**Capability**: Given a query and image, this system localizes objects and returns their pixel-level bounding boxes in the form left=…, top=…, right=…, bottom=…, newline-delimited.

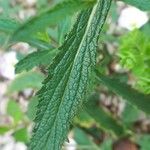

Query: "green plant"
left=119, top=29, right=150, bottom=94
left=0, top=0, right=150, bottom=150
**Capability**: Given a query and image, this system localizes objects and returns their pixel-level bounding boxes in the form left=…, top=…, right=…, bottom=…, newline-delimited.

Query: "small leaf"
left=100, top=139, right=112, bottom=150
left=74, top=128, right=99, bottom=149
left=7, top=100, right=24, bottom=124
left=0, top=126, right=10, bottom=135
left=15, top=49, right=57, bottom=74
left=121, top=0, right=150, bottom=11
left=0, top=17, right=19, bottom=34
left=11, top=0, right=96, bottom=42
left=57, top=16, right=73, bottom=45
left=8, top=72, right=44, bottom=93
left=85, top=94, right=125, bottom=136
left=96, top=70, right=150, bottom=114
left=13, top=127, right=29, bottom=143
left=75, top=110, right=95, bottom=128
left=122, top=103, right=140, bottom=124
left=26, top=97, right=38, bottom=121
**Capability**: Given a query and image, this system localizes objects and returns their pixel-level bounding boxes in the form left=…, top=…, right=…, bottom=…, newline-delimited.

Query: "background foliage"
left=0, top=0, right=150, bottom=150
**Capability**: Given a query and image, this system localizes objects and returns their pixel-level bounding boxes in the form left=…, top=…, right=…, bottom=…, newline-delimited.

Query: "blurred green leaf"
left=141, top=21, right=150, bottom=38
left=26, top=97, right=38, bottom=121
left=75, top=110, right=95, bottom=128
left=0, top=126, right=10, bottom=135
left=74, top=128, right=99, bottom=150
left=0, top=18, right=20, bottom=34
left=122, top=103, right=140, bottom=124
left=118, top=30, right=150, bottom=94
left=138, top=135, right=150, bottom=150
left=121, top=0, right=150, bottom=11
left=11, top=0, right=96, bottom=42
left=7, top=100, right=24, bottom=124
left=13, top=127, right=29, bottom=143
left=15, top=49, right=57, bottom=74
left=57, top=16, right=73, bottom=44
left=100, top=139, right=112, bottom=150
left=8, top=72, right=44, bottom=93
left=85, top=94, right=125, bottom=136
left=0, top=1, right=21, bottom=17
left=96, top=70, right=150, bottom=114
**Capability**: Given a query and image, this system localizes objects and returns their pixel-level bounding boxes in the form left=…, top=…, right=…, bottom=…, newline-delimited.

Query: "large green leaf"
left=29, top=0, right=112, bottom=149
left=96, top=71, right=150, bottom=114
left=121, top=0, right=150, bottom=11
left=11, top=0, right=96, bottom=42
left=15, top=49, right=57, bottom=73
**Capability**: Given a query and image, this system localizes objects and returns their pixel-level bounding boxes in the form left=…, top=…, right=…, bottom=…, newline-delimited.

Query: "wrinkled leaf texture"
left=29, top=0, right=112, bottom=149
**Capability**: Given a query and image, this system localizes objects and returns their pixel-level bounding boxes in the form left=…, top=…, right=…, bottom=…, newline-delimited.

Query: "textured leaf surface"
left=96, top=71, right=150, bottom=114
left=11, top=0, right=96, bottom=42
left=121, top=0, right=150, bottom=11
left=15, top=50, right=57, bottom=73
left=29, top=0, right=112, bottom=149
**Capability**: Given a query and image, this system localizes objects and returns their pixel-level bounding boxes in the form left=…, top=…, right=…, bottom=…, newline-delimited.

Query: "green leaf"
left=118, top=29, right=150, bottom=94
left=57, top=16, right=73, bottom=45
left=138, top=135, right=150, bottom=150
left=74, top=128, right=99, bottom=150
left=11, top=0, right=96, bottom=42
left=100, top=139, right=112, bottom=150
left=8, top=72, right=44, bottom=93
left=0, top=18, right=19, bottom=34
left=141, top=21, right=150, bottom=38
left=121, top=0, right=150, bottom=11
left=121, top=103, right=140, bottom=124
left=85, top=94, right=125, bottom=136
left=75, top=110, right=95, bottom=128
left=29, top=0, right=112, bottom=149
left=7, top=100, right=24, bottom=124
left=96, top=71, right=150, bottom=114
left=15, top=49, right=57, bottom=74
left=13, top=128, right=29, bottom=143
left=26, top=97, right=39, bottom=121
left=0, top=126, right=10, bottom=135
